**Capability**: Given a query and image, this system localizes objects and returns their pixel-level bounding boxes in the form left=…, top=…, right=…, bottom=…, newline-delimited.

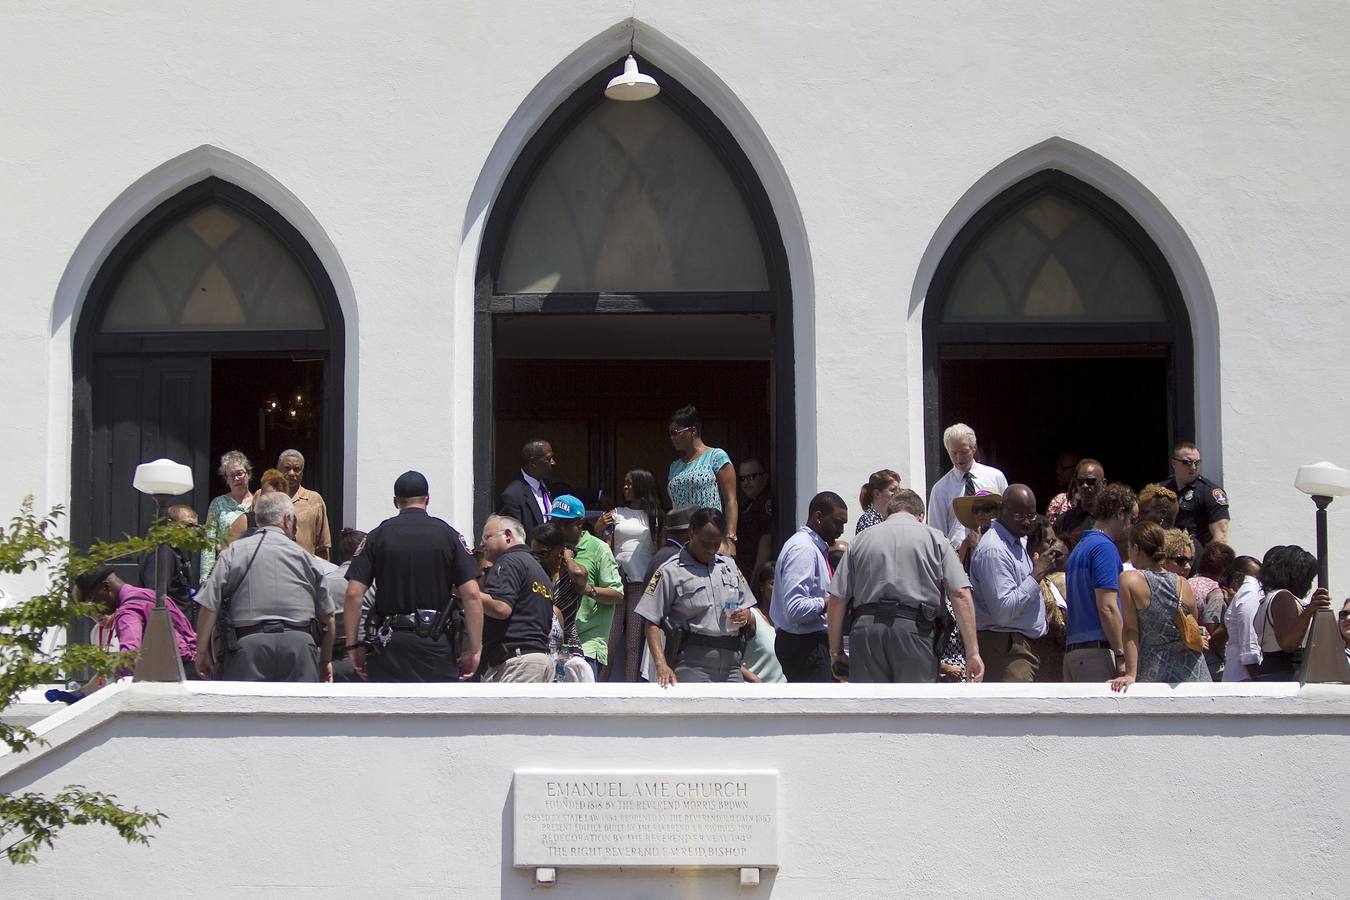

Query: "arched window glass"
left=498, top=99, right=769, bottom=293
left=99, top=203, right=325, bottom=332
left=943, top=194, right=1167, bottom=322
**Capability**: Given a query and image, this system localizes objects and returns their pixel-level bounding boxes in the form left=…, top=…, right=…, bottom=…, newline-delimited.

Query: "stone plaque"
left=513, top=769, right=778, bottom=868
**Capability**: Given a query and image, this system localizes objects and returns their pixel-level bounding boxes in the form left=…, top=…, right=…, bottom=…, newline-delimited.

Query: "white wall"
left=2, top=681, right=1348, bottom=898
left=2, top=1, right=1349, bottom=575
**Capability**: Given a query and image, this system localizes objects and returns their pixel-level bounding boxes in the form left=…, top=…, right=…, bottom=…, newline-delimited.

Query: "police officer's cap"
left=394, top=470, right=430, bottom=498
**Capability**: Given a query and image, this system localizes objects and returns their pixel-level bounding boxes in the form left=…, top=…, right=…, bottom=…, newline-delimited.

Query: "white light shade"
left=133, top=458, right=194, bottom=496
left=1295, top=461, right=1350, bottom=498
left=605, top=54, right=659, bottom=101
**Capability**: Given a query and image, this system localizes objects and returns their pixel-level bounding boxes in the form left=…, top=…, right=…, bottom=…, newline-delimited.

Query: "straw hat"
left=953, top=489, right=1002, bottom=530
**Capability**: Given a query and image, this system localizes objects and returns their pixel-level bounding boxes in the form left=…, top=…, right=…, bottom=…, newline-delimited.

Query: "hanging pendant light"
left=605, top=53, right=659, bottom=101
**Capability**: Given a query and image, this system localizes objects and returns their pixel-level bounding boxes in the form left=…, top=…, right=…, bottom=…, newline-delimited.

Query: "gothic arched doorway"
left=72, top=177, right=345, bottom=583
left=474, top=57, right=794, bottom=538
left=924, top=170, right=1194, bottom=502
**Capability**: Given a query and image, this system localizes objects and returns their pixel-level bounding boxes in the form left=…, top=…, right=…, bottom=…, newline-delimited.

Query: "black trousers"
left=366, top=630, right=459, bottom=682
left=774, top=629, right=834, bottom=682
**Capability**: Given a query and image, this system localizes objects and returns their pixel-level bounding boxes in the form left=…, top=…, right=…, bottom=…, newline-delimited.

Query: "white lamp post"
left=1294, top=461, right=1350, bottom=588
left=1293, top=461, right=1350, bottom=683
left=131, top=458, right=193, bottom=682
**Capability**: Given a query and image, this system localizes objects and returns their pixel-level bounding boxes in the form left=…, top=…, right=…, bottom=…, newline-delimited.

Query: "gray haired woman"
left=201, top=450, right=253, bottom=579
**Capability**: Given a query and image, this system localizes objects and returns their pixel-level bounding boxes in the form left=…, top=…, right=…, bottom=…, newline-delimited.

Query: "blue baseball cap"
left=549, top=494, right=586, bottom=521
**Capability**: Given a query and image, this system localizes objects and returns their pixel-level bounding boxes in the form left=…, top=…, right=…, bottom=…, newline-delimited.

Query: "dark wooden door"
left=90, top=355, right=211, bottom=582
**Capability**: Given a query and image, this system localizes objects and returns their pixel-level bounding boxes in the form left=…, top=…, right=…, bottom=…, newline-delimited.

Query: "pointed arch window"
left=99, top=202, right=326, bottom=332
left=942, top=193, right=1168, bottom=324
left=497, top=98, right=769, bottom=294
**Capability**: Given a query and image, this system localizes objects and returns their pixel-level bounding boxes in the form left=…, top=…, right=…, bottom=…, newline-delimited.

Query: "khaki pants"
left=482, top=652, right=554, bottom=683
left=976, top=631, right=1039, bottom=682
left=1063, top=647, right=1116, bottom=682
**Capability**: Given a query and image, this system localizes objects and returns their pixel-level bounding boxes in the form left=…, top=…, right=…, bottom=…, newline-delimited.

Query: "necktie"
left=963, top=471, right=976, bottom=496
left=541, top=484, right=552, bottom=521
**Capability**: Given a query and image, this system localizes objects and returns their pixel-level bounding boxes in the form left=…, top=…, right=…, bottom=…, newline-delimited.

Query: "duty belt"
left=369, top=609, right=444, bottom=649
left=683, top=632, right=745, bottom=651
left=852, top=600, right=932, bottom=630
left=234, top=619, right=315, bottom=638
left=379, top=610, right=440, bottom=631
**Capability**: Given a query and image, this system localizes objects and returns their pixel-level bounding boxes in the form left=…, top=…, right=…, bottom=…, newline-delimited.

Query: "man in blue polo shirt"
left=1063, top=483, right=1137, bottom=683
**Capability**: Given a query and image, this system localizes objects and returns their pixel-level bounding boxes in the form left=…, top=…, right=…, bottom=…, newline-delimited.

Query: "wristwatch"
left=585, top=585, right=598, bottom=598
left=727, top=533, right=738, bottom=543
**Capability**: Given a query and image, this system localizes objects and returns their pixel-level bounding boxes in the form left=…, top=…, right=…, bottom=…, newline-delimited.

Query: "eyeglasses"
left=1077, top=477, right=1100, bottom=487
left=972, top=504, right=999, bottom=515
left=738, top=472, right=765, bottom=482
left=668, top=427, right=692, bottom=437
left=1173, top=457, right=1202, bottom=468
left=1008, top=511, right=1036, bottom=522
left=1172, top=555, right=1194, bottom=565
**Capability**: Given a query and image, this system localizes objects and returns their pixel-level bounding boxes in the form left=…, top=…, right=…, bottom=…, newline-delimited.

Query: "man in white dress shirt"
left=926, top=423, right=1008, bottom=549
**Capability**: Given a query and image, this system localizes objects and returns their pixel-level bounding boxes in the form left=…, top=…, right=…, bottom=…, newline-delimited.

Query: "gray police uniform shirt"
left=196, top=525, right=333, bottom=626
left=323, top=560, right=375, bottom=635
left=828, top=512, right=970, bottom=614
left=635, top=547, right=754, bottom=636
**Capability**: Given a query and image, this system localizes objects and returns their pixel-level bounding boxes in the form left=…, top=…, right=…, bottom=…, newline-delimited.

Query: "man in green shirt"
left=549, top=494, right=624, bottom=679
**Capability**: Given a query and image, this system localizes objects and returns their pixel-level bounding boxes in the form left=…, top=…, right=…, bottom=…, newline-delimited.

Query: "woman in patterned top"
left=855, top=469, right=902, bottom=534
left=665, top=405, right=738, bottom=555
left=201, top=450, right=253, bottom=579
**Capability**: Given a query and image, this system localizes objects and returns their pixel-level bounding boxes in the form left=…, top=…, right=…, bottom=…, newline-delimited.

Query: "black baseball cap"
left=394, top=470, right=430, bottom=498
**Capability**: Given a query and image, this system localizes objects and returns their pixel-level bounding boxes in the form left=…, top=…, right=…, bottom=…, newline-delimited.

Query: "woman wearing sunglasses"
left=1111, top=521, right=1211, bottom=692
left=666, top=405, right=737, bottom=556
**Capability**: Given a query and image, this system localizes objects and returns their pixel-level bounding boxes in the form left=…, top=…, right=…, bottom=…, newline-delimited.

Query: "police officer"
left=636, top=507, right=755, bottom=685
left=344, top=471, right=484, bottom=682
left=1161, top=441, right=1230, bottom=546
left=825, top=488, right=984, bottom=683
left=194, top=492, right=335, bottom=682
left=478, top=514, right=554, bottom=682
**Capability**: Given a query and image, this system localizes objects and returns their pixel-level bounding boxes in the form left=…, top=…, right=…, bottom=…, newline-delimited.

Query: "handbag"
left=1174, top=574, right=1205, bottom=653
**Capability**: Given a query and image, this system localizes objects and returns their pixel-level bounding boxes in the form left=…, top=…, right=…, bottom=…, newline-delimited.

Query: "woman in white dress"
left=596, top=469, right=665, bottom=681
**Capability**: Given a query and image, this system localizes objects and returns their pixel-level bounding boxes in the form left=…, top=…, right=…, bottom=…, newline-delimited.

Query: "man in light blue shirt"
left=770, top=491, right=848, bottom=682
left=970, top=484, right=1054, bottom=682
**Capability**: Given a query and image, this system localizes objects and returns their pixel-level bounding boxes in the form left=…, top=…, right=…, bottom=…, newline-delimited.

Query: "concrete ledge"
left=5, top=680, right=1348, bottom=783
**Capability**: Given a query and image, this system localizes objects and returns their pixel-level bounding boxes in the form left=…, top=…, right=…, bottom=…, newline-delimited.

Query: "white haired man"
left=926, top=423, right=1008, bottom=550
left=195, top=491, right=335, bottom=682
left=277, top=449, right=332, bottom=560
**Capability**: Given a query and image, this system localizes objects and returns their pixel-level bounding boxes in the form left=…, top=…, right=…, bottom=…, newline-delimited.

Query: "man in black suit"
left=496, top=439, right=556, bottom=539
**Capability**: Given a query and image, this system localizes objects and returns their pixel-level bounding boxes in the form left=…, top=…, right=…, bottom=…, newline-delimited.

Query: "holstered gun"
left=663, top=621, right=687, bottom=669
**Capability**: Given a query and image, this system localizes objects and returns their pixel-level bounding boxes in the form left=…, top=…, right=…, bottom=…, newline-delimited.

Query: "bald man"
left=969, top=484, right=1057, bottom=682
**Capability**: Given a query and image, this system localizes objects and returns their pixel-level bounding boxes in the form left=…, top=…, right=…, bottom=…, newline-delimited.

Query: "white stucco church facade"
left=4, top=1, right=1349, bottom=570
left=4, top=5, right=1350, bottom=896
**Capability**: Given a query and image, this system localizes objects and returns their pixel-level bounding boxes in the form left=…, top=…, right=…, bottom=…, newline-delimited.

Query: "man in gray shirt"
left=195, top=492, right=335, bottom=682
left=826, top=489, right=983, bottom=683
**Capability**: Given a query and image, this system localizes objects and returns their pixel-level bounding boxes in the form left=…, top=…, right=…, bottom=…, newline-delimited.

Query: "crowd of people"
left=68, top=409, right=1350, bottom=690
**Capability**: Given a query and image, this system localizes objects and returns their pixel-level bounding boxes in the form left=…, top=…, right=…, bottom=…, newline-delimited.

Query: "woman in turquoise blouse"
left=201, top=450, right=254, bottom=579
left=666, top=405, right=738, bottom=556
